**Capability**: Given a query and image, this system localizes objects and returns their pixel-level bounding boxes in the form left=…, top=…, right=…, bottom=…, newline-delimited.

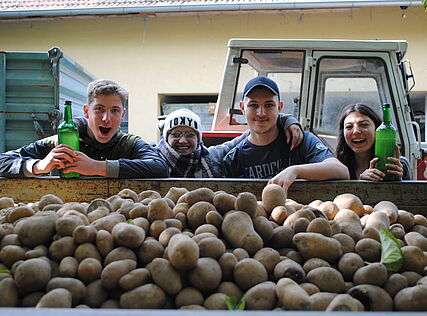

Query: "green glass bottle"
left=58, top=101, right=80, bottom=178
left=374, top=103, right=397, bottom=181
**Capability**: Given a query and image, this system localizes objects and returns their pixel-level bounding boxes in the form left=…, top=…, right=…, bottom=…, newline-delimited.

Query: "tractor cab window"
left=311, top=56, right=397, bottom=151
left=231, top=49, right=305, bottom=125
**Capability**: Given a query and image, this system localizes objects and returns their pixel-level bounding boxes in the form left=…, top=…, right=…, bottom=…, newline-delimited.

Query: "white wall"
left=1, top=6, right=426, bottom=141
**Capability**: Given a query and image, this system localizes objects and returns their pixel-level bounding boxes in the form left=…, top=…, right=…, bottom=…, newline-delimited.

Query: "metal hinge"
left=48, top=109, right=61, bottom=135
left=232, top=57, right=248, bottom=64
left=402, top=59, right=415, bottom=94
left=31, top=113, right=45, bottom=139
left=305, top=56, right=317, bottom=68
left=229, top=108, right=243, bottom=115
left=300, top=117, right=310, bottom=130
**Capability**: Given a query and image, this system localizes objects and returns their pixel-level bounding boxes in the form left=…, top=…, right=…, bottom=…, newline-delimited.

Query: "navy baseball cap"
left=242, top=76, right=280, bottom=100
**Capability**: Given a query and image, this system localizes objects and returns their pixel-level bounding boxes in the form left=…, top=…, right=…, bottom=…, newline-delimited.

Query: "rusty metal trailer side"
left=0, top=178, right=426, bottom=217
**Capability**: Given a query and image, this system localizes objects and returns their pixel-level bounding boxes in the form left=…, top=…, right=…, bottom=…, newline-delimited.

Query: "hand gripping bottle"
left=374, top=103, right=397, bottom=181
left=58, top=101, right=80, bottom=178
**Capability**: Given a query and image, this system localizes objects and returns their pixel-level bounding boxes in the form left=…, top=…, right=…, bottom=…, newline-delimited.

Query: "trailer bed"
left=1, top=178, right=426, bottom=217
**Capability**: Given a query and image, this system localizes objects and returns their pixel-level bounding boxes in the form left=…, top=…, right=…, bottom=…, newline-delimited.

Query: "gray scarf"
left=157, top=137, right=213, bottom=178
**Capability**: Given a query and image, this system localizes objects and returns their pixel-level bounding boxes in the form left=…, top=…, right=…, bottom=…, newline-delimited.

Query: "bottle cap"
left=383, top=103, right=390, bottom=108
left=65, top=100, right=72, bottom=105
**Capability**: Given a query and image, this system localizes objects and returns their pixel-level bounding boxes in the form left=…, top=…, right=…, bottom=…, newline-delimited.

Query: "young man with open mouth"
left=0, top=79, right=168, bottom=178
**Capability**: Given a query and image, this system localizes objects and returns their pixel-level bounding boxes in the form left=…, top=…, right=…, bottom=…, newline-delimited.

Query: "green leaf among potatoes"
left=379, top=227, right=403, bottom=272
left=225, top=296, right=245, bottom=311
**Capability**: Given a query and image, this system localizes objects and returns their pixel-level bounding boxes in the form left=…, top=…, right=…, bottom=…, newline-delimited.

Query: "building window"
left=160, top=95, right=218, bottom=131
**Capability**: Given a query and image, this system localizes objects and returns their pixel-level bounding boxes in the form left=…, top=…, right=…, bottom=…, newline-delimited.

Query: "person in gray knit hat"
left=157, top=108, right=303, bottom=178
left=162, top=109, right=202, bottom=155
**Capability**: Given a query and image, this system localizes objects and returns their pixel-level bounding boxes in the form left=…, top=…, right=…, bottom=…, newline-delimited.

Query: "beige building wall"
left=1, top=6, right=426, bottom=142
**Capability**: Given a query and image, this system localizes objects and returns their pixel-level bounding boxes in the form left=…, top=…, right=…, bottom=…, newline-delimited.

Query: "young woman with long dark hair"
left=336, top=103, right=411, bottom=180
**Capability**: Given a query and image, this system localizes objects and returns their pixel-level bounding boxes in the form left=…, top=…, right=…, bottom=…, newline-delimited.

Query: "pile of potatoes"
left=0, top=184, right=426, bottom=311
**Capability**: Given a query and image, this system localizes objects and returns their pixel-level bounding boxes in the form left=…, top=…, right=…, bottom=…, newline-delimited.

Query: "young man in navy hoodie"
left=224, top=76, right=349, bottom=192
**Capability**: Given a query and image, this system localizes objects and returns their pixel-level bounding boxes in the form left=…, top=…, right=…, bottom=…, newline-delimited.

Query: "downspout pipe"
left=0, top=1, right=421, bottom=19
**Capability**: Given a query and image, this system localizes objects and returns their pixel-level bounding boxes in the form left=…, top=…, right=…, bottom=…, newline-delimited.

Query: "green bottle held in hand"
left=58, top=101, right=80, bottom=178
left=374, top=103, right=397, bottom=181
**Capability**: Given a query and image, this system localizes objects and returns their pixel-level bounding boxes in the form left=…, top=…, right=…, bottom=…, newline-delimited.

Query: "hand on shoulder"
left=285, top=124, right=304, bottom=150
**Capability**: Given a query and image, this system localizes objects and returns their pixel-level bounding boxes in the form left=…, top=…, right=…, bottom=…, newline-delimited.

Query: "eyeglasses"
left=169, top=132, right=197, bottom=140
